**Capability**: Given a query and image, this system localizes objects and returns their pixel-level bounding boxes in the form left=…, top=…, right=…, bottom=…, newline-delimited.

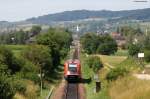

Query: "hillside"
left=26, top=8, right=150, bottom=24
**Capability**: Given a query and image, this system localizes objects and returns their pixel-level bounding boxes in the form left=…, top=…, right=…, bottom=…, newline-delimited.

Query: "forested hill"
left=26, top=8, right=150, bottom=24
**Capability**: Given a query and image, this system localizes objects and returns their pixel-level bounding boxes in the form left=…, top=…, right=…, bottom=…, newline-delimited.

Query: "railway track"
left=65, top=83, right=79, bottom=99
left=64, top=39, right=80, bottom=99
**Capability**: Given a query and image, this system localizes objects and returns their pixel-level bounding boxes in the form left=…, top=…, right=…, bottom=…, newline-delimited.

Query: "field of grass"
left=4, top=45, right=27, bottom=56
left=114, top=50, right=128, bottom=56
left=109, top=76, right=150, bottom=99
left=99, top=55, right=127, bottom=67
left=81, top=49, right=144, bottom=99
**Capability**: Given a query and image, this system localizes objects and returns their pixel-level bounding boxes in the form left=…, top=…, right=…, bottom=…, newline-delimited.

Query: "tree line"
left=80, top=33, right=118, bottom=55
left=0, top=25, right=42, bottom=44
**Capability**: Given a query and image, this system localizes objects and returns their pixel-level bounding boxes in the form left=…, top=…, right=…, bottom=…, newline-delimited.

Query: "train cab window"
left=68, top=64, right=77, bottom=72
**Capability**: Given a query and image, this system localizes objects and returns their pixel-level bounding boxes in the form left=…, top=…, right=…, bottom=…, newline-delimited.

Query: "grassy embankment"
left=81, top=50, right=128, bottom=99
left=108, top=52, right=150, bottom=99
left=4, top=45, right=64, bottom=99
left=81, top=49, right=150, bottom=99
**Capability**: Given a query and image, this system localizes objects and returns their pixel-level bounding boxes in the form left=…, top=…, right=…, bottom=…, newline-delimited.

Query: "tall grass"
left=109, top=76, right=150, bottom=99
left=13, top=80, right=39, bottom=99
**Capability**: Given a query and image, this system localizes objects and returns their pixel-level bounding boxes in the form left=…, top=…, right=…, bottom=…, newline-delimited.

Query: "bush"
left=86, top=56, right=103, bottom=73
left=128, top=44, right=141, bottom=57
left=0, top=73, right=15, bottom=98
left=13, top=79, right=27, bottom=95
left=106, top=67, right=129, bottom=81
left=24, top=73, right=40, bottom=84
left=86, top=56, right=94, bottom=68
left=144, top=50, right=150, bottom=62
left=0, top=46, right=23, bottom=74
left=97, top=41, right=117, bottom=55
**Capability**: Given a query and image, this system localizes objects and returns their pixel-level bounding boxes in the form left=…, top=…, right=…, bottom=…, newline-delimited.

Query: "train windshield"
left=68, top=64, right=77, bottom=72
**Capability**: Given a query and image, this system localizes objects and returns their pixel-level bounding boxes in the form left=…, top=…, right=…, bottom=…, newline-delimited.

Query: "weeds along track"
left=65, top=83, right=79, bottom=99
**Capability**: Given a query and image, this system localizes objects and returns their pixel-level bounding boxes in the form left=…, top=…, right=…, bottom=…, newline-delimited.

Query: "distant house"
left=111, top=32, right=126, bottom=49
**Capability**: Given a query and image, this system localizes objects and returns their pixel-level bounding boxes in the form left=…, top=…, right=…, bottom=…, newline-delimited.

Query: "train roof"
left=65, top=59, right=80, bottom=64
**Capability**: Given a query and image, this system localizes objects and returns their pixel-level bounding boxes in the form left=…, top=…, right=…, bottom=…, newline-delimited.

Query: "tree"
left=92, top=56, right=103, bottom=73
left=80, top=33, right=99, bottom=54
left=128, top=44, right=141, bottom=56
left=0, top=73, right=15, bottom=99
left=30, top=25, right=42, bottom=36
left=23, top=45, right=52, bottom=75
left=81, top=33, right=117, bottom=55
left=97, top=41, right=117, bottom=55
left=0, top=46, right=22, bottom=74
left=86, top=56, right=103, bottom=73
left=22, top=45, right=52, bottom=96
left=0, top=30, right=29, bottom=44
left=36, top=28, right=72, bottom=67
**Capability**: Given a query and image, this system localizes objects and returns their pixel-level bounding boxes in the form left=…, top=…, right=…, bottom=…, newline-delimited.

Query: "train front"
left=64, top=59, right=81, bottom=81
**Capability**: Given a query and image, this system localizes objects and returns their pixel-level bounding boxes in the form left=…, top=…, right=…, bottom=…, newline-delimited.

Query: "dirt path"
left=134, top=74, right=150, bottom=80
left=78, top=83, right=86, bottom=99
left=51, top=80, right=66, bottom=99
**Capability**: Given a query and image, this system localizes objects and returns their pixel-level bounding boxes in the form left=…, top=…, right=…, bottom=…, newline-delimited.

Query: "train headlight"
left=67, top=71, right=70, bottom=75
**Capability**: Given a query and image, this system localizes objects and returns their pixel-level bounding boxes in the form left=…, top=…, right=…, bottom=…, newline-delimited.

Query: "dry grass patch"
left=109, top=76, right=150, bottom=99
left=25, top=81, right=39, bottom=99
left=14, top=80, right=39, bottom=99
left=99, top=55, right=127, bottom=66
left=13, top=93, right=26, bottom=99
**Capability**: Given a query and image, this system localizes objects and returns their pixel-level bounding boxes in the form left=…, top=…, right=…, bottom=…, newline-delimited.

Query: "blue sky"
left=0, top=0, right=149, bottom=21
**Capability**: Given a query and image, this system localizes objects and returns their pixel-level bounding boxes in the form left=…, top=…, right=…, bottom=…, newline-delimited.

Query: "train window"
left=69, top=64, right=77, bottom=72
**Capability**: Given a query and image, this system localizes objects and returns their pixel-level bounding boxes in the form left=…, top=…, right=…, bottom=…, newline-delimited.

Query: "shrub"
left=128, top=44, right=141, bottom=57
left=13, top=79, right=27, bottom=95
left=97, top=42, right=117, bottom=55
left=106, top=67, right=129, bottom=81
left=0, top=73, right=15, bottom=98
left=144, top=50, right=150, bottom=62
left=86, top=56, right=94, bottom=68
left=24, top=73, right=40, bottom=84
left=0, top=46, right=23, bottom=74
left=86, top=56, right=103, bottom=73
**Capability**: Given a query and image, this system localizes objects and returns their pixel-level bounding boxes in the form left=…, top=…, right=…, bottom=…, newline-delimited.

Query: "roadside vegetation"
left=81, top=26, right=150, bottom=99
left=81, top=53, right=110, bottom=99
left=0, top=26, right=72, bottom=99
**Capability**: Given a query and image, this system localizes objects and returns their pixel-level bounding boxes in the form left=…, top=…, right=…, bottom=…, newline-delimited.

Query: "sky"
left=0, top=0, right=150, bottom=22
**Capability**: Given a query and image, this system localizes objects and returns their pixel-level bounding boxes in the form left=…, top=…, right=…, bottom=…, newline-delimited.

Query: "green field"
left=114, top=50, right=128, bottom=56
left=4, top=45, right=27, bottom=56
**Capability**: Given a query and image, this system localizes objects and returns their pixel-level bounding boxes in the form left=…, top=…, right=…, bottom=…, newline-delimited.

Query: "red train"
left=64, top=59, right=81, bottom=80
